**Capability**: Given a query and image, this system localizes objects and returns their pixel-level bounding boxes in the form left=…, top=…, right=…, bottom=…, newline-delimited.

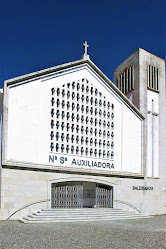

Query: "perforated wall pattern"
left=50, top=78, right=114, bottom=160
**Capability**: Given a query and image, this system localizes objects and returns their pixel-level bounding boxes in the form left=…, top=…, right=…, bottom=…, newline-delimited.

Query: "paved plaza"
left=0, top=215, right=165, bottom=249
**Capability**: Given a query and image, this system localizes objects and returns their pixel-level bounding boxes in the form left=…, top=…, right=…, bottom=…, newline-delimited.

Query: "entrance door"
left=83, top=182, right=96, bottom=208
left=96, top=184, right=113, bottom=208
left=51, top=182, right=113, bottom=208
left=51, top=182, right=83, bottom=208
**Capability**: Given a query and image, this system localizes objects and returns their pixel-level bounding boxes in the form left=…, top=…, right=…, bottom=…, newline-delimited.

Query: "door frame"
left=48, top=176, right=117, bottom=209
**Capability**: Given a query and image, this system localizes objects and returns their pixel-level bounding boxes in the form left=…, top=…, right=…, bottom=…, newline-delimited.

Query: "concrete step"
left=30, top=212, right=143, bottom=218
left=41, top=208, right=122, bottom=212
left=19, top=208, right=150, bottom=223
left=38, top=209, right=131, bottom=214
left=19, top=215, right=150, bottom=224
left=28, top=215, right=145, bottom=220
left=26, top=215, right=148, bottom=220
left=35, top=211, right=132, bottom=215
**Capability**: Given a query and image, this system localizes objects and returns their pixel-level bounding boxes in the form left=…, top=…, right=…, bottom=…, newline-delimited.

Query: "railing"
left=6, top=199, right=50, bottom=220
left=114, top=200, right=142, bottom=214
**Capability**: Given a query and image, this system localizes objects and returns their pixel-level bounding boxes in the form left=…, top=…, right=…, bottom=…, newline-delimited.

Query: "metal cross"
left=83, top=41, right=89, bottom=55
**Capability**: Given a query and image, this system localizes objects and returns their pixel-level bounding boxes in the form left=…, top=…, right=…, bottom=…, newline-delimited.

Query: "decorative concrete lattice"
left=50, top=78, right=114, bottom=160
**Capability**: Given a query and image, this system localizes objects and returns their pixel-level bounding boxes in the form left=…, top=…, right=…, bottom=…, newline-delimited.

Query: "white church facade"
left=0, top=45, right=165, bottom=220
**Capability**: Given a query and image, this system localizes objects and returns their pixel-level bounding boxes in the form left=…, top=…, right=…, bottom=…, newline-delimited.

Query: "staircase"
left=19, top=208, right=150, bottom=223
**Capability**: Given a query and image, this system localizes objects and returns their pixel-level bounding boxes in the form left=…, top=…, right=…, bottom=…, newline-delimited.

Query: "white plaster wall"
left=147, top=113, right=152, bottom=176
left=147, top=90, right=159, bottom=177
left=5, top=65, right=142, bottom=174
left=147, top=90, right=159, bottom=113
left=153, top=115, right=159, bottom=177
left=121, top=104, right=142, bottom=173
left=7, top=81, right=41, bottom=163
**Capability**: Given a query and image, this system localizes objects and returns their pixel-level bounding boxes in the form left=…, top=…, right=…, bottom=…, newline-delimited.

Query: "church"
left=0, top=43, right=165, bottom=221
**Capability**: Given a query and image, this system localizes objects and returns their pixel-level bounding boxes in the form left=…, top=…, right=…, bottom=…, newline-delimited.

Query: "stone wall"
left=0, top=167, right=165, bottom=220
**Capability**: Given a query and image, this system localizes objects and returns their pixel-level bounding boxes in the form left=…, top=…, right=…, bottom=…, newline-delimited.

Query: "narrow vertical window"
left=122, top=74, right=124, bottom=94
left=125, top=71, right=128, bottom=93
left=127, top=68, right=130, bottom=91
left=148, top=65, right=159, bottom=90
left=151, top=66, right=154, bottom=89
left=154, top=67, right=156, bottom=90
left=149, top=65, right=151, bottom=88
left=131, top=66, right=133, bottom=90
left=156, top=68, right=159, bottom=90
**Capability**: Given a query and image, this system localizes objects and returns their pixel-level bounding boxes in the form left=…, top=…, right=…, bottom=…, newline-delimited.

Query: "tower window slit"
left=148, top=65, right=159, bottom=91
left=131, top=66, right=133, bottom=90
left=157, top=68, right=159, bottom=90
left=152, top=66, right=154, bottom=89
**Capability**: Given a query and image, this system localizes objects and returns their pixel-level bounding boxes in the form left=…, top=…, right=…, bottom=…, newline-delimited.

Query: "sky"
left=0, top=0, right=165, bottom=88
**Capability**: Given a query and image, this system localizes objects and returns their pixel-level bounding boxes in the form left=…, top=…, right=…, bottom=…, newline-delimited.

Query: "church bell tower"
left=114, top=48, right=166, bottom=179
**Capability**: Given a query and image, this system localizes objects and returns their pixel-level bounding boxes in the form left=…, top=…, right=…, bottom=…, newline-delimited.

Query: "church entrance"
left=51, top=181, right=113, bottom=208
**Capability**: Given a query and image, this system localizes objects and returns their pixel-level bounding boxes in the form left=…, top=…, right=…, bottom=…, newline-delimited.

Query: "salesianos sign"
left=132, top=186, right=153, bottom=190
left=49, top=154, right=115, bottom=171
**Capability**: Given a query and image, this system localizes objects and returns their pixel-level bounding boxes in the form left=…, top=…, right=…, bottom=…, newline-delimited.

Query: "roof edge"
left=4, top=58, right=145, bottom=120
left=5, top=58, right=88, bottom=85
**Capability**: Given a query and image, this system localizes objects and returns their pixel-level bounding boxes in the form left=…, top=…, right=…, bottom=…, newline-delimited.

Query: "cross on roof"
left=82, top=41, right=90, bottom=60
left=83, top=41, right=89, bottom=54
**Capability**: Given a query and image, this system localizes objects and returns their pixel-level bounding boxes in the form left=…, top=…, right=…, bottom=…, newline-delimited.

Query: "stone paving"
left=0, top=215, right=165, bottom=249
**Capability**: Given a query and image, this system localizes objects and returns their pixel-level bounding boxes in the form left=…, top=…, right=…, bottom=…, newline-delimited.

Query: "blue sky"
left=0, top=0, right=165, bottom=87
